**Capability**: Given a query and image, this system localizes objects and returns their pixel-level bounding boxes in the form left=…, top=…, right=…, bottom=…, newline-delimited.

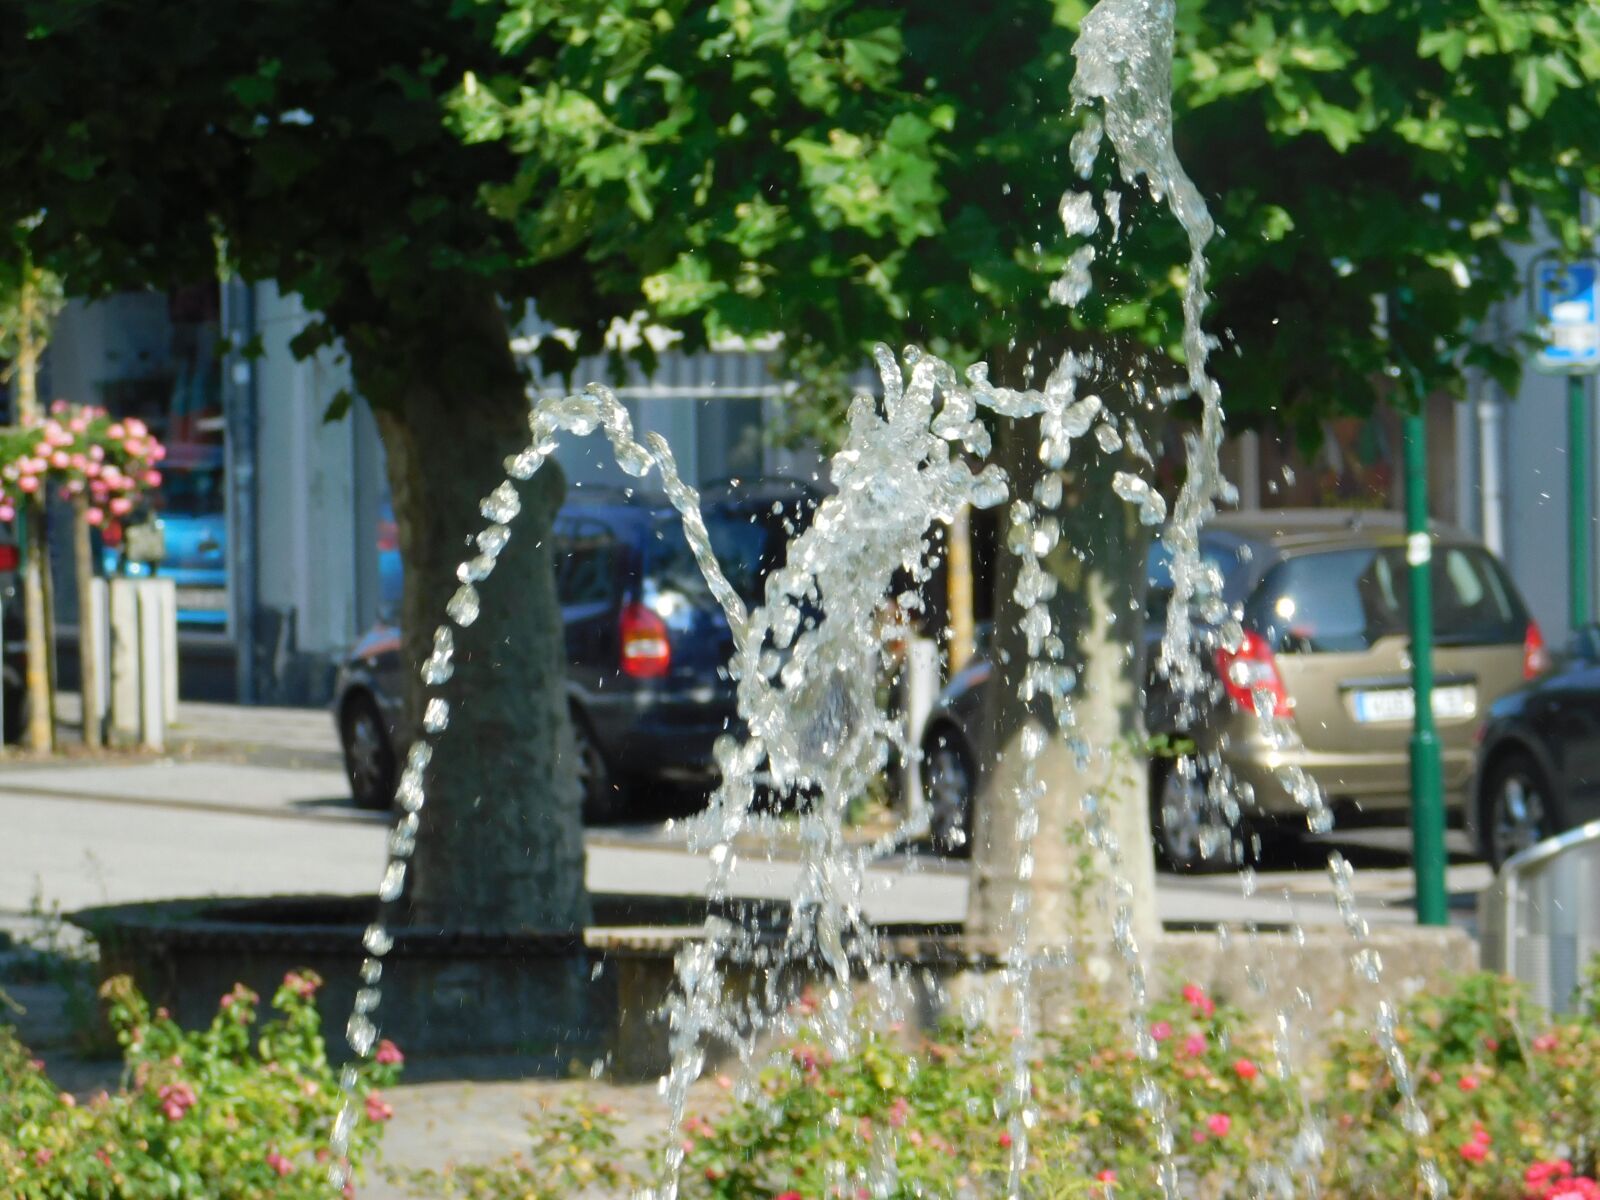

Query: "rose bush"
left=398, top=969, right=1600, bottom=1200
left=0, top=971, right=399, bottom=1198
left=0, top=400, right=165, bottom=528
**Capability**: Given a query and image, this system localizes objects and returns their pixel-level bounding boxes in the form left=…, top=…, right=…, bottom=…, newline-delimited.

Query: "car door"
left=1530, top=649, right=1600, bottom=816
left=554, top=515, right=622, bottom=699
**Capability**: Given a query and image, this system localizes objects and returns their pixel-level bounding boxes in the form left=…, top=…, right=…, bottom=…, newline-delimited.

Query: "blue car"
left=333, top=480, right=820, bottom=814
left=101, top=447, right=228, bottom=629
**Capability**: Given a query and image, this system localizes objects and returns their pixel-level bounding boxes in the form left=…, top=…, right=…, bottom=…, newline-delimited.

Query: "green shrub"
left=399, top=971, right=1600, bottom=1200
left=0, top=971, right=400, bottom=1199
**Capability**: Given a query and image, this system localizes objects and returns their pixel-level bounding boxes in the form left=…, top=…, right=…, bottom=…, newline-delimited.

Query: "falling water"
left=327, top=0, right=1442, bottom=1195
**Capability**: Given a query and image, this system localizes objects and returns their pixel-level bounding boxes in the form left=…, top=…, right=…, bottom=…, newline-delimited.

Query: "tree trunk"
left=360, top=288, right=587, bottom=934
left=966, top=406, right=1159, bottom=954
left=73, top=499, right=102, bottom=748
left=13, top=305, right=52, bottom=753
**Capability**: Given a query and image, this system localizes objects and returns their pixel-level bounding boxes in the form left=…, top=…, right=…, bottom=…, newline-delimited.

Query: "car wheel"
left=1484, top=753, right=1557, bottom=871
left=573, top=713, right=626, bottom=824
left=922, top=728, right=975, bottom=856
left=340, top=693, right=396, bottom=810
left=1151, top=756, right=1236, bottom=873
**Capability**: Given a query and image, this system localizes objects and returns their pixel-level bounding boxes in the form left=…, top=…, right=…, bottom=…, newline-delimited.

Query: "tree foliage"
left=453, top=0, right=1600, bottom=442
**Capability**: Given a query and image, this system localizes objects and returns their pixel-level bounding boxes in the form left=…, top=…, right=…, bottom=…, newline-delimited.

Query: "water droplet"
left=362, top=924, right=394, bottom=957
left=423, top=697, right=450, bottom=734
left=480, top=481, right=521, bottom=523
left=379, top=860, right=407, bottom=901
left=446, top=584, right=480, bottom=627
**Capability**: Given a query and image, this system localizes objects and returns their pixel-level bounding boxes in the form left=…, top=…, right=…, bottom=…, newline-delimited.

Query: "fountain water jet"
left=325, top=0, right=1446, bottom=1196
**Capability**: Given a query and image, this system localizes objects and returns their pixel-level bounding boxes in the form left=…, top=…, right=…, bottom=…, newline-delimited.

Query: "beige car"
left=920, top=509, right=1548, bottom=868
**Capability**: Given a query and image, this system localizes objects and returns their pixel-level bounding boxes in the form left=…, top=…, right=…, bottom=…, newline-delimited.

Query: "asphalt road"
left=0, top=764, right=1488, bottom=938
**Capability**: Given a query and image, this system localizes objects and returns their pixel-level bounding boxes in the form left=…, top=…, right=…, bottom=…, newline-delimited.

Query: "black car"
left=333, top=480, right=819, bottom=816
left=1469, top=623, right=1600, bottom=869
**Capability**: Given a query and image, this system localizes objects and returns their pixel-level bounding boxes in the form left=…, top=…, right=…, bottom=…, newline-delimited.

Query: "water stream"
left=328, top=0, right=1438, bottom=1195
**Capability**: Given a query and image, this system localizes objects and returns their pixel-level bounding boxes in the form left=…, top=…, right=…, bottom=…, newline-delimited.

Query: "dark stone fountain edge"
left=69, top=894, right=1477, bottom=1083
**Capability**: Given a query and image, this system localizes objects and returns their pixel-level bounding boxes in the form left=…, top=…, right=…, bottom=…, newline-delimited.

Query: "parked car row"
left=334, top=497, right=1598, bottom=872
left=334, top=479, right=820, bottom=816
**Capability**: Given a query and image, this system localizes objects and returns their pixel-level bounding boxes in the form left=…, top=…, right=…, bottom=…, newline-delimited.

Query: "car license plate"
left=1352, top=684, right=1475, bottom=723
left=175, top=587, right=228, bottom=611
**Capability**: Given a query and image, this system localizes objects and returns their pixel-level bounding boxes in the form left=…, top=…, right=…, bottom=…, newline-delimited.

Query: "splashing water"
left=326, top=0, right=1440, bottom=1196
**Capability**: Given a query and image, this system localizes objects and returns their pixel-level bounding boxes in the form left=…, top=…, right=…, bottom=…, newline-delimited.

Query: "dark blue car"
left=333, top=479, right=819, bottom=815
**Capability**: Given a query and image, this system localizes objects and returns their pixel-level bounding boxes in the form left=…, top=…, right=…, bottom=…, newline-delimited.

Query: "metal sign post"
left=1531, top=256, right=1600, bottom=632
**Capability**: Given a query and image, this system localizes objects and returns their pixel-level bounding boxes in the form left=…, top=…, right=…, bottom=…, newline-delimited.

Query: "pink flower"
left=1233, top=1058, right=1259, bottom=1081
left=0, top=506, right=16, bottom=522
left=283, top=971, right=320, bottom=999
left=888, top=1097, right=910, bottom=1127
left=126, top=417, right=147, bottom=438
left=157, top=1081, right=196, bottom=1121
left=1459, top=1140, right=1487, bottom=1163
left=107, top=423, right=125, bottom=439
left=374, top=1039, right=404, bottom=1065
left=1458, top=1074, right=1479, bottom=1092
left=69, top=454, right=86, bottom=470
left=50, top=400, right=68, bottom=415
left=31, top=442, right=48, bottom=458
left=998, top=1132, right=1013, bottom=1149
left=1205, top=1113, right=1232, bottom=1138
left=33, top=1148, right=54, bottom=1166
left=364, top=1091, right=394, bottom=1122
left=151, top=443, right=166, bottom=462
left=17, top=476, right=38, bottom=494
left=85, top=507, right=103, bottom=527
left=266, top=1149, right=294, bottom=1177
left=1150, top=1021, right=1172, bottom=1042
left=49, top=451, right=69, bottom=469
left=143, top=469, right=162, bottom=488
left=1096, top=1169, right=1117, bottom=1183
left=1534, top=1032, right=1560, bottom=1053
left=110, top=496, right=133, bottom=516
left=89, top=444, right=104, bottom=462
left=775, top=1192, right=803, bottom=1200
left=1183, top=1033, right=1207, bottom=1057
left=1528, top=1161, right=1575, bottom=1186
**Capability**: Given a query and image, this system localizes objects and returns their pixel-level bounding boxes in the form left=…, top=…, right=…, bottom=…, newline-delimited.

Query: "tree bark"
left=73, top=499, right=101, bottom=748
left=13, top=296, right=52, bottom=753
left=966, top=404, right=1159, bottom=954
left=359, top=287, right=587, bottom=934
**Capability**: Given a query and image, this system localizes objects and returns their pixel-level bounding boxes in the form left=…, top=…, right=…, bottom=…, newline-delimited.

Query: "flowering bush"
left=396, top=969, right=1600, bottom=1200
left=0, top=971, right=399, bottom=1198
left=0, top=400, right=165, bottom=526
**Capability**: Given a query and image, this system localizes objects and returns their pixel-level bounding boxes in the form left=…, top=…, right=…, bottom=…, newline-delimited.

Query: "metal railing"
left=1479, top=819, right=1600, bottom=1013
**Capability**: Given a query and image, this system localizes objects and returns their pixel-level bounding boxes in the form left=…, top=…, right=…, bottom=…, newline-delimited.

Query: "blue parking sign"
left=1534, top=258, right=1600, bottom=374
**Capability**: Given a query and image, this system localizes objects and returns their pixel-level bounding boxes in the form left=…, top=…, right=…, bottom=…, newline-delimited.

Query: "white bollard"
left=108, top=578, right=142, bottom=745
left=150, top=577, right=178, bottom=725
left=136, top=581, right=167, bottom=751
left=86, top=578, right=111, bottom=739
left=900, top=636, right=941, bottom=820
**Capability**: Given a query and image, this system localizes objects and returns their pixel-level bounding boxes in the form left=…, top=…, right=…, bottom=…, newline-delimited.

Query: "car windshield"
left=648, top=501, right=811, bottom=606
left=1245, top=544, right=1525, bottom=653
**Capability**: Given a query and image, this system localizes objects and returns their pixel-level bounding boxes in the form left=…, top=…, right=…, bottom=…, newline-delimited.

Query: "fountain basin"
left=71, top=895, right=1476, bottom=1081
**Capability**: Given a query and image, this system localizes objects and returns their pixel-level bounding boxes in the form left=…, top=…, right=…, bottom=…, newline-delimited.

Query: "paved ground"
left=0, top=705, right=1494, bottom=1192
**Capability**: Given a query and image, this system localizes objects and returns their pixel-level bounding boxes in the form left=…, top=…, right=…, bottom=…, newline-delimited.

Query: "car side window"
left=554, top=519, right=617, bottom=606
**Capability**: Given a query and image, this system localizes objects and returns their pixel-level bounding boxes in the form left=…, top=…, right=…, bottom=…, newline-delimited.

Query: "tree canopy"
left=451, top=0, right=1600, bottom=440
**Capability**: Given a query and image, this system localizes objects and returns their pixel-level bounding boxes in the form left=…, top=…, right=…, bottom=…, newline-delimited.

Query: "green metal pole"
left=1404, top=413, right=1448, bottom=926
left=1571, top=373, right=1592, bottom=632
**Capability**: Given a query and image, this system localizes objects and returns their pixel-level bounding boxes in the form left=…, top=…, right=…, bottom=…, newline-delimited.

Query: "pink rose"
left=1459, top=1140, right=1487, bottom=1163
left=364, top=1091, right=394, bottom=1123
left=1233, top=1058, right=1259, bottom=1081
left=49, top=451, right=69, bottom=469
left=1205, top=1113, right=1232, bottom=1138
left=1458, top=1074, right=1479, bottom=1092
left=108, top=423, right=125, bottom=439
left=1150, top=1021, right=1172, bottom=1042
left=0, top=506, right=15, bottom=522
left=266, top=1149, right=294, bottom=1177
left=1183, top=1033, right=1207, bottom=1057
left=85, top=507, right=103, bottom=527
left=89, top=444, right=104, bottom=462
left=110, top=497, right=133, bottom=516
left=18, top=477, right=39, bottom=494
left=143, top=469, right=162, bottom=488
left=374, top=1039, right=404, bottom=1066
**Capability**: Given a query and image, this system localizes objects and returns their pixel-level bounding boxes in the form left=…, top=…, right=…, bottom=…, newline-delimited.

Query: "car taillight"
left=1523, top=621, right=1549, bottom=680
left=0, top=543, right=18, bottom=572
left=1214, top=630, right=1292, bottom=718
left=620, top=603, right=671, bottom=679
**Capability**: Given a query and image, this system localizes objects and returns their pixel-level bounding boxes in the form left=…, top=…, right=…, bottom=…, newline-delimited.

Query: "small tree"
left=0, top=234, right=65, bottom=751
